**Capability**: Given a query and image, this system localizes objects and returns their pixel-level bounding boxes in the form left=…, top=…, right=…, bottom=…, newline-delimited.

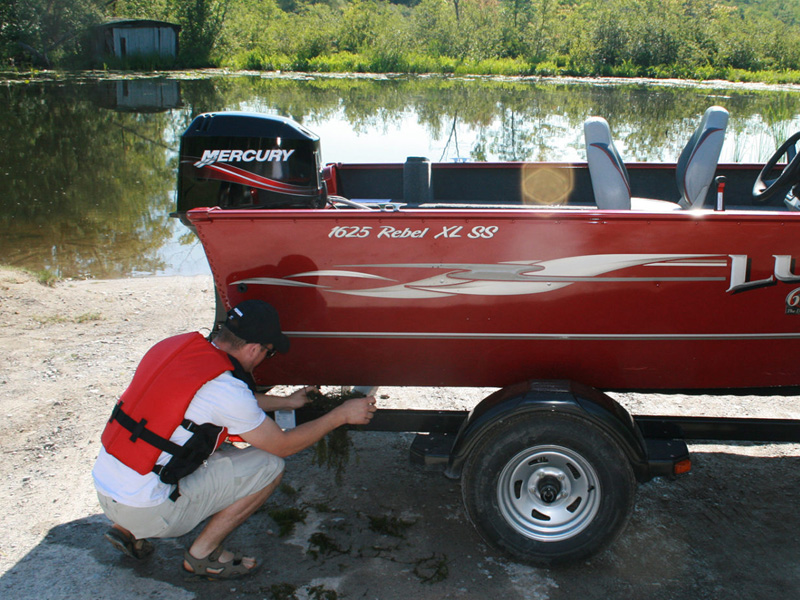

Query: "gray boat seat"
left=584, top=106, right=729, bottom=211
left=584, top=116, right=632, bottom=210
left=676, top=106, right=729, bottom=208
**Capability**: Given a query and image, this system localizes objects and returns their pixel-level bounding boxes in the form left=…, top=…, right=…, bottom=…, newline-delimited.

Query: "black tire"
left=461, top=413, right=636, bottom=567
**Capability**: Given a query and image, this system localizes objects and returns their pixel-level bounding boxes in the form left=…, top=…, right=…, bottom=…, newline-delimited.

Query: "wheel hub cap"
left=497, top=445, right=601, bottom=542
left=530, top=470, right=568, bottom=504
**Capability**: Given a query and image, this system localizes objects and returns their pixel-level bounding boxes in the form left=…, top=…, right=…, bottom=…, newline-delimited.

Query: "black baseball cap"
left=224, top=300, right=290, bottom=353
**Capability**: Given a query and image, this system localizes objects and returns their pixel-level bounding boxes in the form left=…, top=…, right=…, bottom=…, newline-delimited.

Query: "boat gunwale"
left=186, top=205, right=800, bottom=223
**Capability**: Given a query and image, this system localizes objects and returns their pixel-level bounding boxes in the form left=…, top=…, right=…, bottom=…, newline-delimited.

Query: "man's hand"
left=256, top=385, right=317, bottom=412
left=335, top=396, right=378, bottom=425
left=284, top=385, right=318, bottom=410
left=243, top=393, right=378, bottom=457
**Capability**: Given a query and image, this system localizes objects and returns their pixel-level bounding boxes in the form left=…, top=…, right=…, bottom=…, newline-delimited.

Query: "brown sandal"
left=104, top=527, right=154, bottom=560
left=183, top=546, right=258, bottom=580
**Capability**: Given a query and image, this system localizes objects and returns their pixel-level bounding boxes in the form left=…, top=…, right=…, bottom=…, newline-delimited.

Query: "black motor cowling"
left=176, top=112, right=326, bottom=217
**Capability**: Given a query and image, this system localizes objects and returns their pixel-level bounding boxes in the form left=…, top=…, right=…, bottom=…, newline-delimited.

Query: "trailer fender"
left=444, top=380, right=651, bottom=481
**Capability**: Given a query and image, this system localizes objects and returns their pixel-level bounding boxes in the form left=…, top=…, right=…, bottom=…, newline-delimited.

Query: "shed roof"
left=96, top=19, right=181, bottom=32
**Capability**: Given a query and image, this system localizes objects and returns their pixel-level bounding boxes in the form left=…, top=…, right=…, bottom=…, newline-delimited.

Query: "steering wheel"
left=753, top=131, right=800, bottom=201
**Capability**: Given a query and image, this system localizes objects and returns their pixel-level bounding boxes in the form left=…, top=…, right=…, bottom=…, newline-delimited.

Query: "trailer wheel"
left=461, top=413, right=636, bottom=566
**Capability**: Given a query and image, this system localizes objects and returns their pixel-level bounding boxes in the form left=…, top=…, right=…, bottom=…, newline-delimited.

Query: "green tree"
left=338, top=0, right=383, bottom=53
left=459, top=0, right=503, bottom=60
left=589, top=0, right=628, bottom=68
left=2, top=0, right=106, bottom=66
left=217, top=0, right=284, bottom=57
left=171, top=0, right=231, bottom=65
left=284, top=3, right=339, bottom=61
left=111, top=0, right=172, bottom=19
left=522, top=0, right=557, bottom=60
left=413, top=0, right=458, bottom=57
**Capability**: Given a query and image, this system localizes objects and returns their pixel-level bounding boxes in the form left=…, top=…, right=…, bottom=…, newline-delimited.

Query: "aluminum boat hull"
left=188, top=205, right=800, bottom=392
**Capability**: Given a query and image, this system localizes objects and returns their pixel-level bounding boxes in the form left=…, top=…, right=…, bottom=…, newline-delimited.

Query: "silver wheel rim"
left=497, top=445, right=601, bottom=542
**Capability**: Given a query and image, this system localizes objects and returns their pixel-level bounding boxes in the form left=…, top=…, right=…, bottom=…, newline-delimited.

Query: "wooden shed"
left=93, top=20, right=180, bottom=61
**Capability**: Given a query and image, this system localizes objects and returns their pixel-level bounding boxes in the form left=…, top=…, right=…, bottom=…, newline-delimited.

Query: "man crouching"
left=92, top=299, right=377, bottom=579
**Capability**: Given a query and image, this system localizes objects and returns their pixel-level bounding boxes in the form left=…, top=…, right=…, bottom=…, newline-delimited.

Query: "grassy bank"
left=219, top=51, right=800, bottom=86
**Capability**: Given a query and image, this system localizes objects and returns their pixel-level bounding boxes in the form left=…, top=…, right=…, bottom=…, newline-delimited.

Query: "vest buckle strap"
left=169, top=485, right=181, bottom=502
left=128, top=417, right=148, bottom=443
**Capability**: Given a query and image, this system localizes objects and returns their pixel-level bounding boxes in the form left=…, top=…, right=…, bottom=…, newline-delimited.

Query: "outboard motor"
left=176, top=112, right=326, bottom=223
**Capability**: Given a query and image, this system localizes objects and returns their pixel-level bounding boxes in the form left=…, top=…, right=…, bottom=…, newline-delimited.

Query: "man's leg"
left=184, top=472, right=282, bottom=572
left=100, top=446, right=284, bottom=571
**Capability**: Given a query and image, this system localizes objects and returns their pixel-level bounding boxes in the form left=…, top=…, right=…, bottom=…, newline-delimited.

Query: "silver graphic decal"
left=231, top=254, right=725, bottom=299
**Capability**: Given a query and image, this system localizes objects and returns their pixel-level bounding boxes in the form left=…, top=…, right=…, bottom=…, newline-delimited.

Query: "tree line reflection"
left=1, top=74, right=798, bottom=278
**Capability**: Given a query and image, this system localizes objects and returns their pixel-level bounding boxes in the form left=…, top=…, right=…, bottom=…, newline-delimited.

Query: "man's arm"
left=239, top=396, right=377, bottom=458
left=256, top=385, right=316, bottom=412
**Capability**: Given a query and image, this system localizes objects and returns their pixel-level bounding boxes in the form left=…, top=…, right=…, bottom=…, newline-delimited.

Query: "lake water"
left=3, top=71, right=800, bottom=279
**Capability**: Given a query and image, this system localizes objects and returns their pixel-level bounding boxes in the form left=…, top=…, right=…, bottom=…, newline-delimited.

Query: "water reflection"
left=90, top=79, right=182, bottom=112
left=1, top=73, right=799, bottom=279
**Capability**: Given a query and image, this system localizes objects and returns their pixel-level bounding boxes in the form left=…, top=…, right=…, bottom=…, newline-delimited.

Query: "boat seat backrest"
left=584, top=116, right=632, bottom=209
left=676, top=105, right=729, bottom=209
left=585, top=107, right=729, bottom=211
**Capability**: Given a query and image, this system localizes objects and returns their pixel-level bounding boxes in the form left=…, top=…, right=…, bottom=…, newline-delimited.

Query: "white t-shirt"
left=93, top=371, right=266, bottom=507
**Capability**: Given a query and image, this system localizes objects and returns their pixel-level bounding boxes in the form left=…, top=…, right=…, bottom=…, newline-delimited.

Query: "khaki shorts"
left=98, top=445, right=284, bottom=539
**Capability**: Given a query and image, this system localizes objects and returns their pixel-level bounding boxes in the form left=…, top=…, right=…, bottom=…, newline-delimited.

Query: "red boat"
left=179, top=110, right=800, bottom=394
left=174, top=110, right=800, bottom=566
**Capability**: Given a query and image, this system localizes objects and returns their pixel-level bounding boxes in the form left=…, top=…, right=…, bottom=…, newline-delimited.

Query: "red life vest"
left=101, top=332, right=234, bottom=477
